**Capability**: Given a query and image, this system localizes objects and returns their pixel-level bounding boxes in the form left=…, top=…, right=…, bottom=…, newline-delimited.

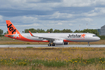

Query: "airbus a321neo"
left=5, top=20, right=100, bottom=46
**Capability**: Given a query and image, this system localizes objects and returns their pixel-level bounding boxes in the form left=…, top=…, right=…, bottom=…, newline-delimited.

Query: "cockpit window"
left=93, top=35, right=97, bottom=37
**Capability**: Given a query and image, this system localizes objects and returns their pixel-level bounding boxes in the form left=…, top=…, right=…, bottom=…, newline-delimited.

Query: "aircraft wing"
left=29, top=31, right=63, bottom=41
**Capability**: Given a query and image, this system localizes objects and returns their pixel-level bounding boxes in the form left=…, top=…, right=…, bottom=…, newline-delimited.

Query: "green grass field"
left=0, top=47, right=104, bottom=70
left=0, top=37, right=105, bottom=70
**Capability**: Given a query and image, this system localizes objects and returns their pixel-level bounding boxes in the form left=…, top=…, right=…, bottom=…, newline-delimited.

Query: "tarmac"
left=0, top=45, right=105, bottom=48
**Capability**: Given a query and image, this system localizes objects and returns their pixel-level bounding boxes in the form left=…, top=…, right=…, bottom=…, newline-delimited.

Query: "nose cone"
left=98, top=37, right=100, bottom=41
left=92, top=37, right=100, bottom=42
left=96, top=37, right=100, bottom=41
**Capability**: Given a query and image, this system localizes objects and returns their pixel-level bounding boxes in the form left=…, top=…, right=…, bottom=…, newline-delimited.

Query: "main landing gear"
left=48, top=43, right=55, bottom=46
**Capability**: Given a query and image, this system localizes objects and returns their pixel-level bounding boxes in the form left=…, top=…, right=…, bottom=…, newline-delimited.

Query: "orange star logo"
left=81, top=34, right=85, bottom=38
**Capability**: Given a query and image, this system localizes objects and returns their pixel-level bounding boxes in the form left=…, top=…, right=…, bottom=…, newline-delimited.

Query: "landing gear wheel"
left=52, top=43, right=55, bottom=46
left=48, top=43, right=51, bottom=46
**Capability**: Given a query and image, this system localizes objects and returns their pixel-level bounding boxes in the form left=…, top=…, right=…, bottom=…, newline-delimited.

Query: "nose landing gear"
left=88, top=42, right=90, bottom=46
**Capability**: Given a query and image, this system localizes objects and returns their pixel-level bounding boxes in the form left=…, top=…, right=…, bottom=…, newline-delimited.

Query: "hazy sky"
left=0, top=0, right=105, bottom=33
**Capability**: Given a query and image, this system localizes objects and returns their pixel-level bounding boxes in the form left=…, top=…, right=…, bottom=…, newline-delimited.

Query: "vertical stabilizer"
left=6, top=20, right=20, bottom=35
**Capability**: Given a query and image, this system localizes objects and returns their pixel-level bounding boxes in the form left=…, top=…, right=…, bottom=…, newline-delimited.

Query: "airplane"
left=4, top=20, right=100, bottom=46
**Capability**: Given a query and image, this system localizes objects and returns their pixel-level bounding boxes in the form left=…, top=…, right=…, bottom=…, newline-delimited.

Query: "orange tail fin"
left=6, top=20, right=20, bottom=35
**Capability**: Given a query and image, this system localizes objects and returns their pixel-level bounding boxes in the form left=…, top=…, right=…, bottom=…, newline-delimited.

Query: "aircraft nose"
left=97, top=37, right=100, bottom=41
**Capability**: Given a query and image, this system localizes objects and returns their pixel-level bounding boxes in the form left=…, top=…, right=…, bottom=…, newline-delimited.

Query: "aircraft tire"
left=48, top=43, right=51, bottom=46
left=52, top=43, right=55, bottom=46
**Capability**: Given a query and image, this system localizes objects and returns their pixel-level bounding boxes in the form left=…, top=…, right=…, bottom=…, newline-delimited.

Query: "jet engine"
left=53, top=40, right=64, bottom=45
left=53, top=40, right=69, bottom=45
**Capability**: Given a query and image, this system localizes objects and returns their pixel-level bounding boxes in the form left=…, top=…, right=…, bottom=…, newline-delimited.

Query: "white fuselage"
left=21, top=33, right=100, bottom=42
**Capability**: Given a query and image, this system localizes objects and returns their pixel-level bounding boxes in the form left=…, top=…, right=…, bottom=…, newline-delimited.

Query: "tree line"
left=0, top=29, right=3, bottom=36
left=0, top=28, right=99, bottom=36
left=23, top=28, right=99, bottom=36
left=24, top=28, right=73, bottom=33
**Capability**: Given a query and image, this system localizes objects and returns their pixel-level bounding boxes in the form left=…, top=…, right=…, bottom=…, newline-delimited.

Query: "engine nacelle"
left=53, top=40, right=69, bottom=45
left=53, top=40, right=64, bottom=45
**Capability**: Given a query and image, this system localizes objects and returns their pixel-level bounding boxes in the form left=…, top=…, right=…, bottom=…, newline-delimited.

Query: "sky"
left=0, top=0, right=105, bottom=33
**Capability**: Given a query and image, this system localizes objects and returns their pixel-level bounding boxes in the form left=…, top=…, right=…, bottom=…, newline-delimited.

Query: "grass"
left=0, top=47, right=105, bottom=70
left=0, top=37, right=105, bottom=70
left=26, top=47, right=33, bottom=48
left=0, top=58, right=105, bottom=67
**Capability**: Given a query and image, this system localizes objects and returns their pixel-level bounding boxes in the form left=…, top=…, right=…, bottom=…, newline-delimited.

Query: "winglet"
left=29, top=31, right=34, bottom=36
